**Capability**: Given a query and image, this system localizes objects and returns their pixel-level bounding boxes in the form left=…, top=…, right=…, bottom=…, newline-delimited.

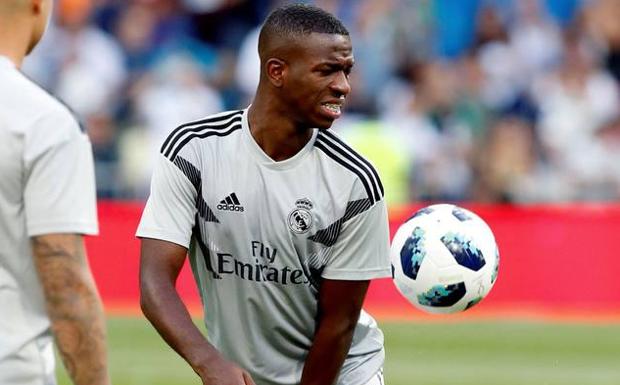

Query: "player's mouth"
left=320, top=101, right=343, bottom=119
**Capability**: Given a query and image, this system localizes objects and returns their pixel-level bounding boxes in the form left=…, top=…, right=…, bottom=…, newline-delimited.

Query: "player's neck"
left=0, top=49, right=26, bottom=68
left=0, top=23, right=31, bottom=68
left=248, top=99, right=314, bottom=162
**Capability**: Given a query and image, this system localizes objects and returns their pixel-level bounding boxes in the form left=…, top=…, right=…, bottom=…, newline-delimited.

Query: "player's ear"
left=265, top=58, right=286, bottom=88
left=31, top=0, right=43, bottom=14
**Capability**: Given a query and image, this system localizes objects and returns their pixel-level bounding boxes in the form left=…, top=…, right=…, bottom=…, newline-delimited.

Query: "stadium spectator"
left=121, top=52, right=225, bottom=197
left=24, top=0, right=127, bottom=197
left=381, top=60, right=476, bottom=201
left=25, top=0, right=126, bottom=117
left=0, top=0, right=111, bottom=384
left=510, top=0, right=563, bottom=82
left=474, top=5, right=526, bottom=111
left=584, top=0, right=620, bottom=83
left=531, top=23, right=620, bottom=200
left=472, top=116, right=545, bottom=202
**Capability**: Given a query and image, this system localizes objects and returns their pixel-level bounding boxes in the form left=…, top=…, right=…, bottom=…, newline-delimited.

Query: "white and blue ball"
left=390, top=204, right=499, bottom=314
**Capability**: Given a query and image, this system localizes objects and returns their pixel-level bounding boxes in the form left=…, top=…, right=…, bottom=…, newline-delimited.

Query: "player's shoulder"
left=314, top=129, right=385, bottom=205
left=159, top=109, right=244, bottom=161
left=0, top=68, right=82, bottom=137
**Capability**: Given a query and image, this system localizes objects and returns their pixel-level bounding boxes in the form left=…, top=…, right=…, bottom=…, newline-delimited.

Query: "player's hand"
left=196, top=354, right=256, bottom=385
left=242, top=371, right=257, bottom=385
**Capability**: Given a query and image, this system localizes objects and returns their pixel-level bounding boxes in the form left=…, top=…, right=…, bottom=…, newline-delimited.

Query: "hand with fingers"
left=196, top=355, right=256, bottom=385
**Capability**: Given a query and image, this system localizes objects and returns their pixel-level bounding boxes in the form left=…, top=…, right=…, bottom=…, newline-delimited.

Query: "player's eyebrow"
left=316, top=60, right=355, bottom=71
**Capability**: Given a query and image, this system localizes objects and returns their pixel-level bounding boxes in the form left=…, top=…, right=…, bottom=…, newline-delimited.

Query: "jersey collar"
left=0, top=55, right=17, bottom=70
left=241, top=108, right=318, bottom=170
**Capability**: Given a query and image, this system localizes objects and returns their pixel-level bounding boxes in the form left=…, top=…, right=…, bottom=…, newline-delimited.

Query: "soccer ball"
left=390, top=204, right=499, bottom=314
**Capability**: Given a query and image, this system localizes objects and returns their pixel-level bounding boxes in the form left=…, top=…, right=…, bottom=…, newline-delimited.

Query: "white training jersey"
left=0, top=56, right=98, bottom=385
left=137, top=108, right=391, bottom=385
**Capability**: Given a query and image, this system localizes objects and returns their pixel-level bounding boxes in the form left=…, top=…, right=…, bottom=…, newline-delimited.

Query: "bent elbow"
left=139, top=278, right=156, bottom=317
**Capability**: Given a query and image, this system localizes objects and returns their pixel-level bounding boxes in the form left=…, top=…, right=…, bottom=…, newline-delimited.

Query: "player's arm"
left=301, top=178, right=391, bottom=385
left=31, top=233, right=110, bottom=385
left=139, top=238, right=256, bottom=385
left=25, top=108, right=109, bottom=384
left=300, top=279, right=370, bottom=385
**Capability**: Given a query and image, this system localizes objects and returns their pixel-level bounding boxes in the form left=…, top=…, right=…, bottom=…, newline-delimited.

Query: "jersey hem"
left=321, top=267, right=392, bottom=280
left=340, top=347, right=385, bottom=385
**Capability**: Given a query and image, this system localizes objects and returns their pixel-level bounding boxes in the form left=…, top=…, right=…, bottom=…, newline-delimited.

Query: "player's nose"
left=330, top=71, right=351, bottom=96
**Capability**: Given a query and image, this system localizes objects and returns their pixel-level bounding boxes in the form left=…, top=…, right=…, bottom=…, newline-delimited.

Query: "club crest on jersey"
left=288, top=198, right=313, bottom=234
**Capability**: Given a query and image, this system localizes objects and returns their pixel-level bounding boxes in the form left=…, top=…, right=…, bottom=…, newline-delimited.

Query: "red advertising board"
left=88, top=202, right=620, bottom=321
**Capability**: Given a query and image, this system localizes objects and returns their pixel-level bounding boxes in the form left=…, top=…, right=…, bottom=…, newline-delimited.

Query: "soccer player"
left=0, top=1, right=111, bottom=384
left=138, top=4, right=390, bottom=385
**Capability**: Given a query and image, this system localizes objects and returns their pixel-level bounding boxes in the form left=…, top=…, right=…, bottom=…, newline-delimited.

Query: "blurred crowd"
left=22, top=0, right=620, bottom=203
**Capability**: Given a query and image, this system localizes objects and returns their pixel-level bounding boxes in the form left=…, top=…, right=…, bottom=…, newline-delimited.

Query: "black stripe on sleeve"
left=321, top=130, right=384, bottom=197
left=168, top=123, right=242, bottom=161
left=173, top=155, right=200, bottom=191
left=172, top=156, right=219, bottom=223
left=308, top=198, right=373, bottom=247
left=315, top=139, right=377, bottom=205
left=193, top=216, right=221, bottom=279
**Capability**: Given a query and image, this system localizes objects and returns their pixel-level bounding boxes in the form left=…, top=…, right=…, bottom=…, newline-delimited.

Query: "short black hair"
left=260, top=3, right=349, bottom=41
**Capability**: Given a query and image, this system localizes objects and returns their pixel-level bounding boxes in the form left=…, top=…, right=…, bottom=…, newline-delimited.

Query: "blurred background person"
left=21, top=0, right=620, bottom=203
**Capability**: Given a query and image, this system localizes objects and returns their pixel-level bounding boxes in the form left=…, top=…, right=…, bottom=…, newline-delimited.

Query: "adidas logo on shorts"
left=217, top=192, right=244, bottom=212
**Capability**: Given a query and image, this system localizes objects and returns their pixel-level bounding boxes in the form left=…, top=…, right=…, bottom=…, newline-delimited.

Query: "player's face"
left=283, top=33, right=353, bottom=130
left=27, top=0, right=53, bottom=54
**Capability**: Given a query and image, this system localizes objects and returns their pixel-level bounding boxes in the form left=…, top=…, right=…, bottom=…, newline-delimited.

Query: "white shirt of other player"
left=137, top=108, right=391, bottom=385
left=0, top=56, right=98, bottom=384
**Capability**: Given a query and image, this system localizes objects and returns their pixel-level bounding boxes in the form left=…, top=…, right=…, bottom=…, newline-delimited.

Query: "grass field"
left=56, top=317, right=620, bottom=385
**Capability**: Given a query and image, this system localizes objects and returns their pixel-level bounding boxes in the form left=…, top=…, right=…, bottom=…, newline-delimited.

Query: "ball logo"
left=288, top=198, right=314, bottom=234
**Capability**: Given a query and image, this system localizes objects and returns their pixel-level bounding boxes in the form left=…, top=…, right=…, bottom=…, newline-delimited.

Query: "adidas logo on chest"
left=217, top=192, right=244, bottom=212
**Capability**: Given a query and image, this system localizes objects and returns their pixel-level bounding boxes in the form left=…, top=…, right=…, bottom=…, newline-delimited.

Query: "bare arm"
left=31, top=234, right=110, bottom=385
left=139, top=238, right=255, bottom=385
left=300, top=279, right=370, bottom=385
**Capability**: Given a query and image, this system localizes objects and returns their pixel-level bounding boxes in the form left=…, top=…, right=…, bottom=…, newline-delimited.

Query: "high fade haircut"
left=258, top=3, right=349, bottom=57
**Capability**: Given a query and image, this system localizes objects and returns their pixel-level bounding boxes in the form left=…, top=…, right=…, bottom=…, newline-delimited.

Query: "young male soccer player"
left=137, top=4, right=391, bottom=385
left=0, top=1, right=111, bottom=384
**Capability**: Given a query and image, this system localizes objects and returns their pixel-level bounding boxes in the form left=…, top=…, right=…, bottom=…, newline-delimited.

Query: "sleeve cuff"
left=135, top=228, right=191, bottom=249
left=27, top=221, right=99, bottom=237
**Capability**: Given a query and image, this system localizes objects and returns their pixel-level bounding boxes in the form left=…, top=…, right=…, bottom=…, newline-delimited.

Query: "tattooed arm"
left=31, top=233, right=111, bottom=385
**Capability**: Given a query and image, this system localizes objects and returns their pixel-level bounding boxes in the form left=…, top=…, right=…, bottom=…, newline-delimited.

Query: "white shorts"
left=362, top=368, right=384, bottom=385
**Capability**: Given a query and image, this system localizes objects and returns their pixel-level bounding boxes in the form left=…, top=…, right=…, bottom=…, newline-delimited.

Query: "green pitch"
left=56, top=317, right=620, bottom=385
